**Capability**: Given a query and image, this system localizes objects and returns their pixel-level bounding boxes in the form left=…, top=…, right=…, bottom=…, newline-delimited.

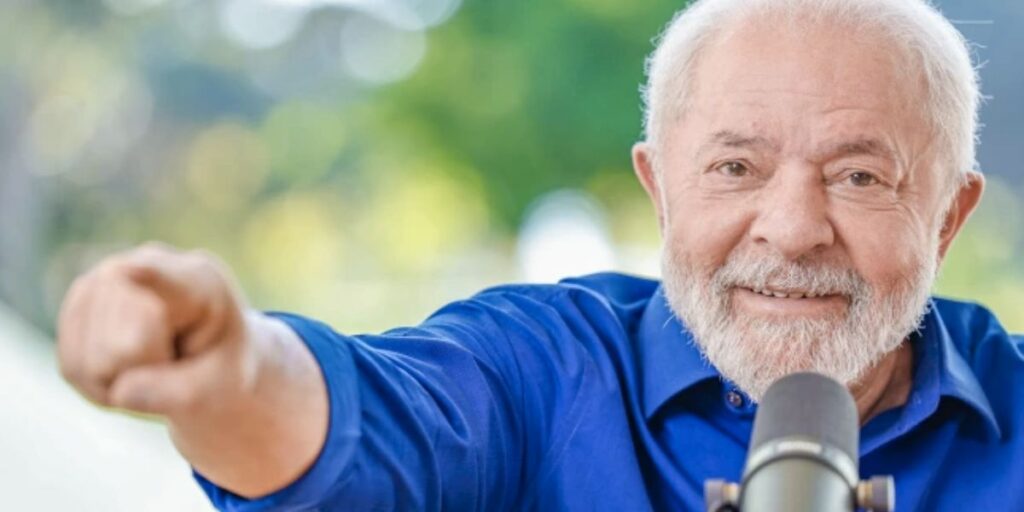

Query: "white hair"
left=641, top=0, right=981, bottom=198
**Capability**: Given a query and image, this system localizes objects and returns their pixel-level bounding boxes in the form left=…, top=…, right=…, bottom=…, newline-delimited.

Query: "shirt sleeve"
left=192, top=286, right=601, bottom=512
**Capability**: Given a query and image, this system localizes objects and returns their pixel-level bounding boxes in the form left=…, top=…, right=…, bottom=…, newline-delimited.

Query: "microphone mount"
left=703, top=372, right=896, bottom=512
left=703, top=436, right=894, bottom=511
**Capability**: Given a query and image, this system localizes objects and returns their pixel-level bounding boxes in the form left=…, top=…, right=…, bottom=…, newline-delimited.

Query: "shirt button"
left=726, top=390, right=745, bottom=408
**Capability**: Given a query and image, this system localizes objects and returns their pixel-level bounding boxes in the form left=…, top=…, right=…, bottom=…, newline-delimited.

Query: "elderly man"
left=58, top=0, right=1021, bottom=510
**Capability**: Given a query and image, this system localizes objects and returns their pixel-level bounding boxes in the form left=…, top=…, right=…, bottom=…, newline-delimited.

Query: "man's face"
left=634, top=20, right=980, bottom=400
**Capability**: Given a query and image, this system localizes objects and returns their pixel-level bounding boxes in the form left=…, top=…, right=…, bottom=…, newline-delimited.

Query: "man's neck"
left=850, top=341, right=915, bottom=425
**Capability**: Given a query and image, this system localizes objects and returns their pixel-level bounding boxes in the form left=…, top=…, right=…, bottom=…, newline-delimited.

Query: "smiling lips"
left=735, top=286, right=849, bottom=316
left=742, top=286, right=838, bottom=300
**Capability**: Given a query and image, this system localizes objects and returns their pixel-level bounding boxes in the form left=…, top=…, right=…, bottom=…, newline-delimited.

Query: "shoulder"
left=932, top=296, right=1023, bottom=362
left=388, top=274, right=661, bottom=407
left=415, top=272, right=659, bottom=359
left=468, top=272, right=659, bottom=327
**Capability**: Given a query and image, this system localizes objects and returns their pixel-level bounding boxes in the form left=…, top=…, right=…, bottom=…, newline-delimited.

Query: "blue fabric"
left=195, top=272, right=1024, bottom=511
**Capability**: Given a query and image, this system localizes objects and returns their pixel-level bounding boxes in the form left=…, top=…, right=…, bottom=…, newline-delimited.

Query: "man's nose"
left=748, top=168, right=836, bottom=260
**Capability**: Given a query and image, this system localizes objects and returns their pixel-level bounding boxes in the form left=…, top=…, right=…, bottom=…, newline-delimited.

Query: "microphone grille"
left=750, top=372, right=859, bottom=461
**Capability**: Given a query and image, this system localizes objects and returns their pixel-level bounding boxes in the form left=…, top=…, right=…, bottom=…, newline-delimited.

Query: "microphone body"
left=742, top=451, right=853, bottom=511
left=704, top=372, right=894, bottom=512
left=742, top=372, right=858, bottom=511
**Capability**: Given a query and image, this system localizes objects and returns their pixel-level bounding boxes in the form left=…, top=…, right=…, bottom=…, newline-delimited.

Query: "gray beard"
left=661, top=246, right=936, bottom=402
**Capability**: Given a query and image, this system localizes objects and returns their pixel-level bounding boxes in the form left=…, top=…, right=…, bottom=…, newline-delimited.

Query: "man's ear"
left=632, top=142, right=667, bottom=234
left=937, top=171, right=985, bottom=261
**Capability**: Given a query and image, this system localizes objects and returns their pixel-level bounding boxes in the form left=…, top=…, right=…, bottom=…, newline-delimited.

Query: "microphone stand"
left=704, top=473, right=894, bottom=512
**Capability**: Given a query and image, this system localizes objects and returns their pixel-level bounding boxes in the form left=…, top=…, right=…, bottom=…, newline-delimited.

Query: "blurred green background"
left=0, top=0, right=1021, bottom=336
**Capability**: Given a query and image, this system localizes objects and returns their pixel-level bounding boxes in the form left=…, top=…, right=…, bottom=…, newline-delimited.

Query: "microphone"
left=704, top=372, right=894, bottom=512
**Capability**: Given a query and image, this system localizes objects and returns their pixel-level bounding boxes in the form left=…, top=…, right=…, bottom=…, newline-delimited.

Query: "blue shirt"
left=196, top=273, right=1024, bottom=511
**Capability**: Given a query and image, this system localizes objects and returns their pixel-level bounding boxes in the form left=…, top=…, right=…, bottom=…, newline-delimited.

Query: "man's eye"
left=848, top=172, right=879, bottom=187
left=715, top=161, right=749, bottom=177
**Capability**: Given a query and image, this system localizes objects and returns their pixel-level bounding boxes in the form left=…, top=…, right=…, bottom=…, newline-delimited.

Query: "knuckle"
left=70, top=365, right=113, bottom=406
left=110, top=311, right=168, bottom=367
left=113, top=241, right=178, bottom=276
left=58, top=358, right=84, bottom=385
left=185, top=250, right=231, bottom=291
left=95, top=255, right=132, bottom=280
left=184, top=249, right=217, bottom=273
left=104, top=334, right=142, bottom=368
left=135, top=241, right=177, bottom=260
left=82, top=350, right=117, bottom=386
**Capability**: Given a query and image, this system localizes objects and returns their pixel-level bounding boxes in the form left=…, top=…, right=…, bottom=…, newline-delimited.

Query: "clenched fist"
left=57, top=242, right=253, bottom=416
left=56, top=242, right=329, bottom=497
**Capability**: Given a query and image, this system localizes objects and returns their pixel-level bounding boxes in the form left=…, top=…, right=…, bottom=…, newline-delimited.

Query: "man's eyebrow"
left=825, top=138, right=895, bottom=160
left=709, top=130, right=778, bottom=150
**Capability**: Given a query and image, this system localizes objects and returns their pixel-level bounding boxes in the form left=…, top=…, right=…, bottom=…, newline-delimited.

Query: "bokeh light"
left=340, top=14, right=427, bottom=85
left=517, top=190, right=616, bottom=283
left=219, top=0, right=310, bottom=50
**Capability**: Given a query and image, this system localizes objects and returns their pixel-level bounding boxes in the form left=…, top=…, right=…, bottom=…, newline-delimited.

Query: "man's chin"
left=694, top=323, right=866, bottom=401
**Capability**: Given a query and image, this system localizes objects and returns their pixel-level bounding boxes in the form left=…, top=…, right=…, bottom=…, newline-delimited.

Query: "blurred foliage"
left=936, top=175, right=1024, bottom=329
left=0, top=0, right=1020, bottom=336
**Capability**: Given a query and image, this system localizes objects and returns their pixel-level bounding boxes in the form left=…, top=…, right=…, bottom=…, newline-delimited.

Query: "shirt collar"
left=638, top=285, right=719, bottom=419
left=921, top=299, right=1002, bottom=439
left=638, top=286, right=1001, bottom=438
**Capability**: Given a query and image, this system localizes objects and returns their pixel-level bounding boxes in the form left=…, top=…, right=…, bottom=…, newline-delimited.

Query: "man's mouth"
left=743, top=286, right=831, bottom=300
left=733, top=286, right=849, bottom=316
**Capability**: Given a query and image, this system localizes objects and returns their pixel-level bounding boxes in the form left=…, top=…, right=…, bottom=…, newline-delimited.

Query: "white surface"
left=0, top=303, right=213, bottom=511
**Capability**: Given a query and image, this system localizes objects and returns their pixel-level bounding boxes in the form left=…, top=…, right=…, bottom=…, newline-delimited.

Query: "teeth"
left=749, top=287, right=821, bottom=299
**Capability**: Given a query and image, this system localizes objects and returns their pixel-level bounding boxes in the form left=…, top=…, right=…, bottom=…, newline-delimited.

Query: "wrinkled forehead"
left=674, top=15, right=935, bottom=158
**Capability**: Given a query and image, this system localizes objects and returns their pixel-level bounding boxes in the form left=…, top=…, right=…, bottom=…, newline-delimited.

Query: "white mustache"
left=709, top=253, right=870, bottom=300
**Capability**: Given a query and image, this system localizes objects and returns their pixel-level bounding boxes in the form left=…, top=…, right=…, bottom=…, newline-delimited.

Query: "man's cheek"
left=858, top=238, right=931, bottom=294
left=671, top=223, right=745, bottom=272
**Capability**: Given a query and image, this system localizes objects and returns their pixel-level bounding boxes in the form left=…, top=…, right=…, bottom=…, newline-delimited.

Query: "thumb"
left=122, top=253, right=213, bottom=332
left=123, top=248, right=246, bottom=357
